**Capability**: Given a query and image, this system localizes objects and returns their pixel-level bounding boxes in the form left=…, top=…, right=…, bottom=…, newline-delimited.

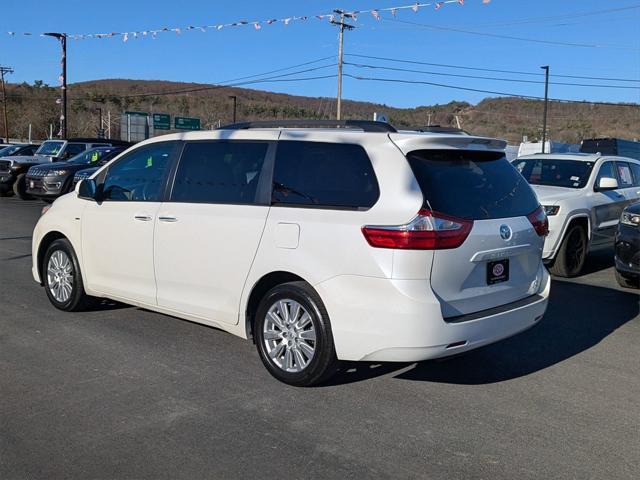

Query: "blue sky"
left=1, top=0, right=639, bottom=108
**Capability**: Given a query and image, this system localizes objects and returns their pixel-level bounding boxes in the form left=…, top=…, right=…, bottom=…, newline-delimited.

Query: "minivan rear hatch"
left=390, top=134, right=545, bottom=318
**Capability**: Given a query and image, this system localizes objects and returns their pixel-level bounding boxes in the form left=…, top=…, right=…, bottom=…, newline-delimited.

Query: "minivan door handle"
left=158, top=216, right=178, bottom=223
left=134, top=214, right=153, bottom=222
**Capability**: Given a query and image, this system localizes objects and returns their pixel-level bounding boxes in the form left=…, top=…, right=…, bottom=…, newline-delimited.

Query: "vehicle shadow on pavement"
left=92, top=299, right=131, bottom=312
left=394, top=280, right=639, bottom=385
left=580, top=249, right=615, bottom=275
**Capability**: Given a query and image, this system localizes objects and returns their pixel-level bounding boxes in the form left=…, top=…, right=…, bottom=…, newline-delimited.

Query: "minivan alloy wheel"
left=47, top=250, right=74, bottom=303
left=263, top=299, right=316, bottom=373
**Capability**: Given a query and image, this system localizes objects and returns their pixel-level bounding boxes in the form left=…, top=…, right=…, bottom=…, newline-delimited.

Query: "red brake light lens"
left=527, top=206, right=549, bottom=237
left=362, top=209, right=473, bottom=250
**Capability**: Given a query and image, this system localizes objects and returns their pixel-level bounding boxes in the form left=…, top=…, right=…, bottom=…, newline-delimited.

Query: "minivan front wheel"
left=43, top=238, right=96, bottom=311
left=254, top=282, right=338, bottom=387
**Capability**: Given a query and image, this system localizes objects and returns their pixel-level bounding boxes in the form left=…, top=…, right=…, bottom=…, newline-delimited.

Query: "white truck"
left=513, top=153, right=640, bottom=277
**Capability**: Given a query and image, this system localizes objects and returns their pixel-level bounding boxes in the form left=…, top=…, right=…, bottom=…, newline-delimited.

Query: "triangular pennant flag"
left=412, top=3, right=419, bottom=12
left=435, top=2, right=443, bottom=10
left=122, top=32, right=129, bottom=42
left=391, top=8, right=397, bottom=18
left=371, top=10, right=380, bottom=21
left=283, top=18, right=291, bottom=25
left=458, top=0, right=465, bottom=5
left=254, top=22, right=261, bottom=30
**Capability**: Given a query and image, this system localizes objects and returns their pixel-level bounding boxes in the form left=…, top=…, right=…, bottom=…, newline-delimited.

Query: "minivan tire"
left=549, top=224, right=588, bottom=278
left=0, top=184, right=12, bottom=197
left=254, top=281, right=338, bottom=387
left=43, top=238, right=97, bottom=311
left=13, top=173, right=34, bottom=200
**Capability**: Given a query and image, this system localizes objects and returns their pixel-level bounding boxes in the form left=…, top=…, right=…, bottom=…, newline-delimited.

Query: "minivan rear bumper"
left=316, top=265, right=550, bottom=362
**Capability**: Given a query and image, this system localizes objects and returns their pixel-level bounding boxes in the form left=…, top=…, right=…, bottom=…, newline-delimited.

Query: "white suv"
left=32, top=120, right=550, bottom=386
left=513, top=153, right=640, bottom=277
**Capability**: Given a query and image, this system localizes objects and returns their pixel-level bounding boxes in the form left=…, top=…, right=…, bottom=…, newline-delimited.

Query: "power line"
left=464, top=5, right=640, bottom=29
left=382, top=17, right=640, bottom=52
left=115, top=62, right=337, bottom=98
left=343, top=72, right=640, bottom=107
left=345, top=62, right=640, bottom=90
left=6, top=72, right=337, bottom=102
left=345, top=54, right=640, bottom=83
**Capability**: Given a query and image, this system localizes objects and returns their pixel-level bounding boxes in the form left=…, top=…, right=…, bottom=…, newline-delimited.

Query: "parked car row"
left=512, top=153, right=640, bottom=287
left=0, top=138, right=131, bottom=199
left=24, top=120, right=637, bottom=387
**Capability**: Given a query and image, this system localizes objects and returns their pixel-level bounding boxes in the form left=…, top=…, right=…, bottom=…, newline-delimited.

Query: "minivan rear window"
left=407, top=150, right=539, bottom=220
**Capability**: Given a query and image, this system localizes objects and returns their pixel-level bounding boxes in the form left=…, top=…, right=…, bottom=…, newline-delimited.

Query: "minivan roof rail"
left=219, top=119, right=398, bottom=133
left=410, top=126, right=469, bottom=135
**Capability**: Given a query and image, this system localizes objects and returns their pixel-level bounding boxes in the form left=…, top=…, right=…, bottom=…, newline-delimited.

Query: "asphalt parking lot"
left=1, top=196, right=638, bottom=480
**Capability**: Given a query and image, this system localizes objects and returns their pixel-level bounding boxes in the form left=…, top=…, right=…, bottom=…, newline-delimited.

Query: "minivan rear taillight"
left=527, top=206, right=549, bottom=237
left=362, top=209, right=473, bottom=250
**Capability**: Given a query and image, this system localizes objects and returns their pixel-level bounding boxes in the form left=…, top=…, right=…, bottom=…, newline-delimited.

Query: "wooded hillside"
left=3, top=79, right=639, bottom=144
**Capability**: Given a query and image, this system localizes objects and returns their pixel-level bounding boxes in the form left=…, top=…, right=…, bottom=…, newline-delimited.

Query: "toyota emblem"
left=499, top=224, right=512, bottom=241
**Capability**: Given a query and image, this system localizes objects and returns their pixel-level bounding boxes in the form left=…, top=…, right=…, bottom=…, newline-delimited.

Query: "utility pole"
left=540, top=65, right=550, bottom=154
left=330, top=10, right=354, bottom=121
left=44, top=33, right=67, bottom=139
left=0, top=66, right=13, bottom=143
left=229, top=95, right=237, bottom=123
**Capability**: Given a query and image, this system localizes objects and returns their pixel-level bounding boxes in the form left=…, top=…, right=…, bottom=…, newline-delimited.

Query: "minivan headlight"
left=542, top=205, right=560, bottom=216
left=620, top=211, right=640, bottom=227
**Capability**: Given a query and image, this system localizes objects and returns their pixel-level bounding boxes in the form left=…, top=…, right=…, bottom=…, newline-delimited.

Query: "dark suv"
left=0, top=138, right=130, bottom=199
left=26, top=147, right=127, bottom=202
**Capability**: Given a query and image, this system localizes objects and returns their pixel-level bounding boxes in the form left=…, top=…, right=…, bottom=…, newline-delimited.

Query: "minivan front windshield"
left=36, top=141, right=64, bottom=156
left=407, top=150, right=539, bottom=220
left=512, top=158, right=594, bottom=189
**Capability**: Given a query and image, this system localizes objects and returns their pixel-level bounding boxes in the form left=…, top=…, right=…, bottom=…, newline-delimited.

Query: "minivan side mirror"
left=78, top=178, right=98, bottom=201
left=597, top=176, right=619, bottom=191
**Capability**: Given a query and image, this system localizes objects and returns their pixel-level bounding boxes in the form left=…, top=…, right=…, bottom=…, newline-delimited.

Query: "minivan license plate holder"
left=487, top=259, right=509, bottom=285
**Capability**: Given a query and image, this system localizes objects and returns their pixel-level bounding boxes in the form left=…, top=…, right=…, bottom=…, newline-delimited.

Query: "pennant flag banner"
left=5, top=0, right=489, bottom=41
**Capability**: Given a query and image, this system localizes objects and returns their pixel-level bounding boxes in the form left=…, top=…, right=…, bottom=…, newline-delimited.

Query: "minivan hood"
left=529, top=184, right=583, bottom=205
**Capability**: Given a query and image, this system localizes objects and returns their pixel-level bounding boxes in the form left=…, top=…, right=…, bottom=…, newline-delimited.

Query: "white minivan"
left=32, top=120, right=550, bottom=386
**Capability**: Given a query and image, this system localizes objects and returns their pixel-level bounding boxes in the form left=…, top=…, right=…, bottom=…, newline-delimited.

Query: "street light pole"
left=44, top=33, right=67, bottom=139
left=0, top=66, right=13, bottom=143
left=229, top=95, right=237, bottom=123
left=540, top=65, right=550, bottom=154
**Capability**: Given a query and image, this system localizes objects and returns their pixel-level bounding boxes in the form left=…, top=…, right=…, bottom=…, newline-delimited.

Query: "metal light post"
left=540, top=65, right=550, bottom=154
left=0, top=66, right=13, bottom=143
left=44, top=33, right=67, bottom=139
left=229, top=95, right=237, bottom=123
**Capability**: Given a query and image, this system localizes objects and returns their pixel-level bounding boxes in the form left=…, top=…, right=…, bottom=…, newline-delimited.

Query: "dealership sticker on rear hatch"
left=487, top=259, right=509, bottom=285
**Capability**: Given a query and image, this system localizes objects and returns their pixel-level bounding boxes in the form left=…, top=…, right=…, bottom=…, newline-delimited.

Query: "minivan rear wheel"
left=254, top=281, right=338, bottom=387
left=549, top=224, right=587, bottom=278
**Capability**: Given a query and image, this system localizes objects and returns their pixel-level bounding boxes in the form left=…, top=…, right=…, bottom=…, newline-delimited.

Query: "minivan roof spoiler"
left=219, top=120, right=398, bottom=133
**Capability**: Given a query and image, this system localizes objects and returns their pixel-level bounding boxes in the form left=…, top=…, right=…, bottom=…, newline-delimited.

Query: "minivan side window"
left=615, top=162, right=634, bottom=188
left=101, top=142, right=174, bottom=202
left=171, top=141, right=269, bottom=204
left=272, top=141, right=379, bottom=209
left=628, top=162, right=640, bottom=187
left=595, top=162, right=617, bottom=189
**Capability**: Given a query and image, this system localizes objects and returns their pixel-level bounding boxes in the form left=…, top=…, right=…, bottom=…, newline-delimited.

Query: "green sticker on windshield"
left=91, top=152, right=99, bottom=163
left=146, top=156, right=153, bottom=168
